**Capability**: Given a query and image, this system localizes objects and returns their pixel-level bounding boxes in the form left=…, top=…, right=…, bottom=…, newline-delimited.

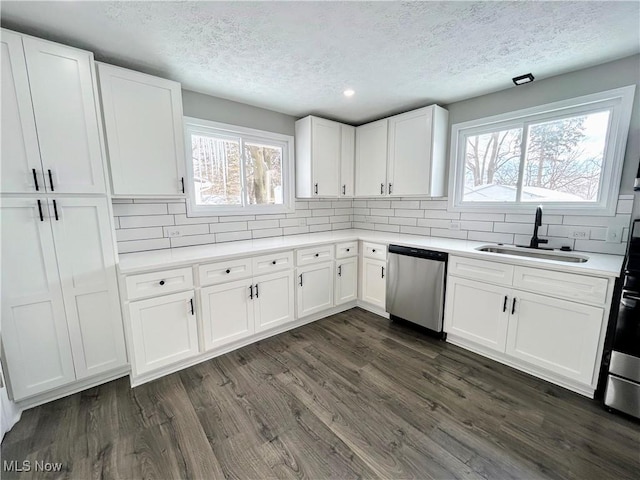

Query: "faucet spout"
left=529, top=206, right=548, bottom=249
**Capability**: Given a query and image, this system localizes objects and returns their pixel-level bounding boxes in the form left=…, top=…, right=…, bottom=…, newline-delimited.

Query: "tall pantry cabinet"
left=0, top=29, right=127, bottom=403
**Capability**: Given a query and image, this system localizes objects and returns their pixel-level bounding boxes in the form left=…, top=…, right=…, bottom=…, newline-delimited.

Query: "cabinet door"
left=0, top=198, right=75, bottom=400
left=335, top=257, right=358, bottom=305
left=97, top=63, right=185, bottom=196
left=506, top=290, right=604, bottom=385
left=129, top=291, right=198, bottom=375
left=1, top=30, right=42, bottom=194
left=311, top=117, right=340, bottom=197
left=254, top=270, right=295, bottom=333
left=340, top=125, right=355, bottom=197
left=49, top=198, right=127, bottom=379
left=296, top=263, right=334, bottom=318
left=201, top=280, right=254, bottom=350
left=22, top=37, right=105, bottom=194
left=361, top=258, right=386, bottom=308
left=387, top=107, right=432, bottom=196
left=443, top=276, right=510, bottom=352
left=355, top=119, right=388, bottom=196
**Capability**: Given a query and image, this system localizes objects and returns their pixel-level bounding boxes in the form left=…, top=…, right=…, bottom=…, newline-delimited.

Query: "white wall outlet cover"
left=167, top=228, right=182, bottom=237
left=569, top=228, right=590, bottom=239
left=449, top=221, right=461, bottom=231
left=606, top=226, right=623, bottom=243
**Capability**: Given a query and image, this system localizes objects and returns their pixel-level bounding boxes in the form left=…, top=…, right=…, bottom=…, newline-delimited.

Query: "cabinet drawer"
left=362, top=242, right=387, bottom=260
left=126, top=267, right=193, bottom=300
left=296, top=244, right=335, bottom=266
left=448, top=256, right=514, bottom=286
left=199, top=257, right=252, bottom=286
left=253, top=251, right=294, bottom=275
left=513, top=266, right=608, bottom=305
left=336, top=241, right=358, bottom=258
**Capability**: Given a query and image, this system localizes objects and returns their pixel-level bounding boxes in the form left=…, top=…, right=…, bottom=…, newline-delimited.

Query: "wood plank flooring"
left=2, top=308, right=639, bottom=479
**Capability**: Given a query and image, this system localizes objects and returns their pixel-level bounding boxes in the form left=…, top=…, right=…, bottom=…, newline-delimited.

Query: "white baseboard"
left=356, top=300, right=390, bottom=318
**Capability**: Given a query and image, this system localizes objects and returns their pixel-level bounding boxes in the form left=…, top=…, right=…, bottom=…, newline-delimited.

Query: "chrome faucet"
left=529, top=206, right=549, bottom=249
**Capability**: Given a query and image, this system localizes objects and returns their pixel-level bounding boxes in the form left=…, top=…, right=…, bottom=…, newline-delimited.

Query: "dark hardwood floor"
left=2, top=308, right=639, bottom=479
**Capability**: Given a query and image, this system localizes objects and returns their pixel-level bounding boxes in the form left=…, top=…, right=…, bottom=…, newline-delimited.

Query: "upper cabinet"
left=355, top=105, right=448, bottom=197
left=295, top=115, right=355, bottom=198
left=1, top=29, right=106, bottom=194
left=97, top=63, right=186, bottom=197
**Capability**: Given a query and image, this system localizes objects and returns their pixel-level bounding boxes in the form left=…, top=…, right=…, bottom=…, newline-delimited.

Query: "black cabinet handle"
left=32, top=169, right=39, bottom=191
left=346, top=248, right=350, bottom=252
left=181, top=177, right=185, bottom=193
left=511, top=298, right=517, bottom=315
left=381, top=266, right=385, bottom=279
left=338, top=265, right=342, bottom=277
left=159, top=280, right=165, bottom=286
left=314, top=183, right=318, bottom=195
left=37, top=199, right=44, bottom=222
left=48, top=169, right=54, bottom=191
left=315, top=253, right=319, bottom=257
left=52, top=199, right=59, bottom=221
left=226, top=269, right=231, bottom=274
left=190, top=298, right=195, bottom=315
left=503, top=295, right=508, bottom=312
left=272, top=260, right=276, bottom=265
left=342, top=185, right=346, bottom=195
left=299, top=274, right=303, bottom=287
left=255, top=284, right=259, bottom=298
left=249, top=285, right=253, bottom=299
left=372, top=249, right=376, bottom=253
left=380, top=183, right=384, bottom=195
left=389, top=183, right=393, bottom=194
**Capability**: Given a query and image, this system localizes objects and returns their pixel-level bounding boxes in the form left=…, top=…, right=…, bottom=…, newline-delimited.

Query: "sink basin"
left=476, top=245, right=589, bottom=263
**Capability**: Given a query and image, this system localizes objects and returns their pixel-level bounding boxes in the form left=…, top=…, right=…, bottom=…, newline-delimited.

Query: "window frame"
left=448, top=85, right=635, bottom=216
left=184, top=117, right=295, bottom=216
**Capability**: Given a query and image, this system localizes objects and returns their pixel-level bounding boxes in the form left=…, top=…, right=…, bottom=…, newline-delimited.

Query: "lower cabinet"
left=297, top=262, right=334, bottom=317
left=335, top=257, right=358, bottom=305
left=444, top=276, right=510, bottom=352
left=128, top=290, right=199, bottom=375
left=200, top=270, right=295, bottom=351
left=444, top=273, right=606, bottom=392
left=361, top=258, right=386, bottom=309
left=506, top=290, right=603, bottom=385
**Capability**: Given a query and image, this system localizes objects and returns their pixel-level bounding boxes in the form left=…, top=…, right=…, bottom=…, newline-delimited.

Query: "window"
left=184, top=118, right=294, bottom=215
left=449, top=86, right=635, bottom=215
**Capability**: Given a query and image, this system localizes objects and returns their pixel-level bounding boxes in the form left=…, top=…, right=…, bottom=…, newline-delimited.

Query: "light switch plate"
left=569, top=228, right=590, bottom=239
left=449, top=221, right=461, bottom=231
left=166, top=228, right=183, bottom=238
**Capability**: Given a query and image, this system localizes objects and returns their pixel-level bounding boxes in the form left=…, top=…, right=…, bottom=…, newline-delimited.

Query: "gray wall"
left=445, top=54, right=640, bottom=194
left=182, top=90, right=297, bottom=136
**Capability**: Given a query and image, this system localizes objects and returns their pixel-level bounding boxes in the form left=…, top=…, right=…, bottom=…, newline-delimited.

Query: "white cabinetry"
left=335, top=257, right=358, bottom=305
left=297, top=263, right=335, bottom=317
left=201, top=279, right=253, bottom=350
left=129, top=291, right=198, bottom=374
left=295, top=116, right=355, bottom=198
left=97, top=63, right=186, bottom=196
left=1, top=29, right=105, bottom=194
left=355, top=105, right=448, bottom=197
left=1, top=197, right=125, bottom=400
left=444, top=255, right=610, bottom=396
left=355, top=119, right=388, bottom=196
left=254, top=270, right=295, bottom=332
left=361, top=258, right=386, bottom=309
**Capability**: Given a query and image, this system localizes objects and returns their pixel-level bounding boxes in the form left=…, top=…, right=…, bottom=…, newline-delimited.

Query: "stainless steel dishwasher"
left=386, top=245, right=447, bottom=334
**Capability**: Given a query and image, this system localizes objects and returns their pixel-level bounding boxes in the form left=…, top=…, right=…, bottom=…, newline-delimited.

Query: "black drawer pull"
left=503, top=295, right=508, bottom=312
left=226, top=269, right=231, bottom=274
left=511, top=298, right=517, bottom=315
left=315, top=253, right=319, bottom=257
left=272, top=260, right=276, bottom=265
left=159, top=280, right=165, bottom=286
left=346, top=248, right=350, bottom=252
left=372, top=249, right=376, bottom=253
left=48, top=169, right=54, bottom=191
left=32, top=169, right=39, bottom=191
left=37, top=199, right=44, bottom=222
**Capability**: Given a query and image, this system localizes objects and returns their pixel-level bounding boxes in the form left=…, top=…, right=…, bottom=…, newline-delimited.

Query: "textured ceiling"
left=2, top=1, right=639, bottom=124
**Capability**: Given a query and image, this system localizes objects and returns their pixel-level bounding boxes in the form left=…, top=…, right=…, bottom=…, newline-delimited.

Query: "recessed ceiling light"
left=343, top=89, right=355, bottom=97
left=512, top=73, right=535, bottom=86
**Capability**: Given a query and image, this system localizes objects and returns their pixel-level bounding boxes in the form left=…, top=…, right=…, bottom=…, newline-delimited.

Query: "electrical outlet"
left=166, top=228, right=183, bottom=238
left=449, top=221, right=461, bottom=231
left=569, top=228, right=590, bottom=239
left=606, top=226, right=623, bottom=243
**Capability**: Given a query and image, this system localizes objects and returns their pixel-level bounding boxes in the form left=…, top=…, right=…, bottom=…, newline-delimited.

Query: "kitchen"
left=1, top=1, right=639, bottom=479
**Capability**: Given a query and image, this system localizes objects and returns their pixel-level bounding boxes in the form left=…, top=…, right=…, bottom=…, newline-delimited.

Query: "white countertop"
left=117, top=229, right=625, bottom=278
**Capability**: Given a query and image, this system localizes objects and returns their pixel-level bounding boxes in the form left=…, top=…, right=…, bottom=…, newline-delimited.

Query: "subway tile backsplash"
left=113, top=195, right=633, bottom=255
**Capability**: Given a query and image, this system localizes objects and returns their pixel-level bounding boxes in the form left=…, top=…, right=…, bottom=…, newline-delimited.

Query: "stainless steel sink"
left=476, top=245, right=589, bottom=263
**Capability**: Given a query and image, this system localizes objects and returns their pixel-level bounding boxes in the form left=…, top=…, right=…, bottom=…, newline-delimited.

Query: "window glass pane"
left=463, top=128, right=522, bottom=202
left=244, top=142, right=283, bottom=205
left=522, top=110, right=610, bottom=202
left=191, top=134, right=242, bottom=205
